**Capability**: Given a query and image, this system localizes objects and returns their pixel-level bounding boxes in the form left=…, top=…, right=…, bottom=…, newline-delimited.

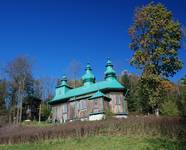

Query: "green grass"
left=0, top=135, right=185, bottom=150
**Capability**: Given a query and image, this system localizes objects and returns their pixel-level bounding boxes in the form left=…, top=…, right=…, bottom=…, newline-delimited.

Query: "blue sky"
left=0, top=0, right=185, bottom=82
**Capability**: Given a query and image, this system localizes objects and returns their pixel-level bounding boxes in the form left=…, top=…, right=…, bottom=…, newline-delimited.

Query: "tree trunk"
left=39, top=104, right=41, bottom=123
left=16, top=107, right=19, bottom=124
left=12, top=100, right=16, bottom=124
left=8, top=110, right=12, bottom=124
left=19, top=104, right=22, bottom=123
left=19, top=95, right=23, bottom=123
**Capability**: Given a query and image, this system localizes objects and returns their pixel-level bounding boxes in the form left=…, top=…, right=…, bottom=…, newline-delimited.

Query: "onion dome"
left=58, top=75, right=71, bottom=95
left=104, top=58, right=116, bottom=81
left=60, top=75, right=68, bottom=86
left=82, top=63, right=95, bottom=86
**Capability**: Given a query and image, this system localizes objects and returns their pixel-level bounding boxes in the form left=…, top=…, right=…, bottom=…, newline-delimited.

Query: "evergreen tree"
left=0, top=80, right=8, bottom=116
left=120, top=72, right=140, bottom=112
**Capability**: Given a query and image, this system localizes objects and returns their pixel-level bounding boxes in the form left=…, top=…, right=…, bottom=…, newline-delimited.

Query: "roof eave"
left=49, top=87, right=124, bottom=105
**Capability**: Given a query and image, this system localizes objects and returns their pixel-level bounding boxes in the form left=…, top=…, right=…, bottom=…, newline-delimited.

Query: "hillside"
left=0, top=116, right=185, bottom=149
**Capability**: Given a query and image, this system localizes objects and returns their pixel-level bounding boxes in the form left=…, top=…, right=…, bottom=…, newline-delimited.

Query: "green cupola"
left=60, top=75, right=68, bottom=86
left=104, top=58, right=116, bottom=81
left=58, top=75, right=71, bottom=95
left=82, top=63, right=95, bottom=86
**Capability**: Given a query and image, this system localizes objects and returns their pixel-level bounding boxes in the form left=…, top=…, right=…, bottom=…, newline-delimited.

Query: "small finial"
left=61, top=74, right=67, bottom=81
left=106, top=57, right=112, bottom=66
left=85, top=63, right=91, bottom=70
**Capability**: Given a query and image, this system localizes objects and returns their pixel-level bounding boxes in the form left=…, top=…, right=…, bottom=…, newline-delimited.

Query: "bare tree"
left=67, top=60, right=81, bottom=88
left=34, top=77, right=56, bottom=101
left=67, top=79, right=83, bottom=88
left=0, top=80, right=7, bottom=113
left=33, top=77, right=56, bottom=122
left=5, top=56, right=33, bottom=124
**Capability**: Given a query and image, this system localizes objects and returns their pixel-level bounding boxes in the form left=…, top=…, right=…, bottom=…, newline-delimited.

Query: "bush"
left=161, top=100, right=179, bottom=116
left=0, top=115, right=9, bottom=127
left=105, top=110, right=114, bottom=118
left=41, top=103, right=51, bottom=121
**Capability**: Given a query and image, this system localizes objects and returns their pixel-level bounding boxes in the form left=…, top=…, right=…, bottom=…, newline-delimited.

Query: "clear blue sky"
left=0, top=0, right=185, bottom=82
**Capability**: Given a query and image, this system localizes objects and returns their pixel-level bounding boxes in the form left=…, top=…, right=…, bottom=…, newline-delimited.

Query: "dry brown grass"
left=0, top=116, right=185, bottom=144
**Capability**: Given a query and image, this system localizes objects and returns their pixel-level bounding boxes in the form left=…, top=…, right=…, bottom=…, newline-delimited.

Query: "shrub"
left=0, top=116, right=185, bottom=144
left=161, top=100, right=179, bottom=116
left=105, top=110, right=114, bottom=118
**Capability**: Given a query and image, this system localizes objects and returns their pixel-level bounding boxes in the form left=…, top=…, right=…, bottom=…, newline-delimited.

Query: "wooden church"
left=48, top=59, right=128, bottom=123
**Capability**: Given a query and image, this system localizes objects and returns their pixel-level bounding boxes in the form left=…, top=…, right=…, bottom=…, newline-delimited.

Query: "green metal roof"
left=49, top=79, right=124, bottom=104
left=104, top=58, right=117, bottom=80
left=88, top=90, right=111, bottom=100
left=48, top=59, right=125, bottom=105
left=82, top=63, right=95, bottom=86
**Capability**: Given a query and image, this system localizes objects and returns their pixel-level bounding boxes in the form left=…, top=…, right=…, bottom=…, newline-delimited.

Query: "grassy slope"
left=0, top=135, right=185, bottom=150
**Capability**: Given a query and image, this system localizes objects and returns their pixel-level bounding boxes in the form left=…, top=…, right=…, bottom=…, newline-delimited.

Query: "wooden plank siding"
left=108, top=92, right=124, bottom=114
left=89, top=98, right=103, bottom=114
left=52, top=91, right=125, bottom=123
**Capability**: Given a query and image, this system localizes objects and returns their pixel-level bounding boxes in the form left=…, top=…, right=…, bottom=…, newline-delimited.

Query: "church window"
left=116, top=95, right=121, bottom=105
left=93, top=99, right=99, bottom=113
left=62, top=104, right=67, bottom=113
left=79, top=100, right=87, bottom=110
left=83, top=101, right=87, bottom=110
